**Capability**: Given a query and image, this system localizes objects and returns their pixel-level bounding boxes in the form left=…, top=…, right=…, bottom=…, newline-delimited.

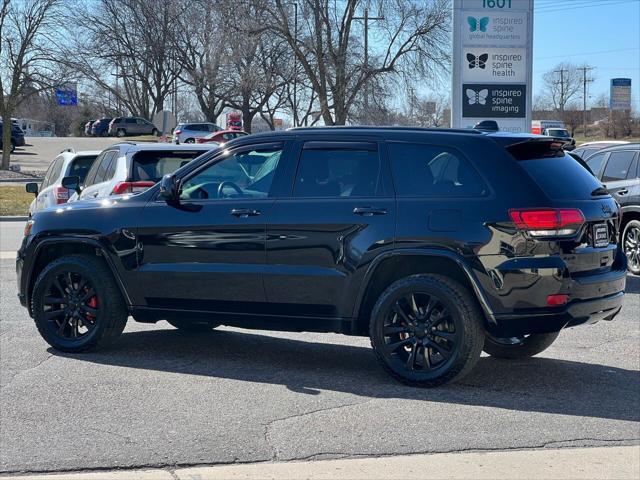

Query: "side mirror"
left=25, top=182, right=39, bottom=196
left=158, top=174, right=179, bottom=203
left=61, top=176, right=81, bottom=195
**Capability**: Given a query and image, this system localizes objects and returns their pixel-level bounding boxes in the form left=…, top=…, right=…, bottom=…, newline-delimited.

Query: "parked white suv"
left=172, top=122, right=221, bottom=144
left=66, top=143, right=219, bottom=202
left=26, top=149, right=100, bottom=216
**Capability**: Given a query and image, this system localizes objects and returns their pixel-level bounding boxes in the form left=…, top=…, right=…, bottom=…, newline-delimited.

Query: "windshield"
left=68, top=155, right=98, bottom=183
left=547, top=129, right=570, bottom=137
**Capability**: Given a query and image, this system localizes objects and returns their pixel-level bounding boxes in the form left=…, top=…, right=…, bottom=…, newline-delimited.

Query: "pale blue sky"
left=533, top=0, right=640, bottom=110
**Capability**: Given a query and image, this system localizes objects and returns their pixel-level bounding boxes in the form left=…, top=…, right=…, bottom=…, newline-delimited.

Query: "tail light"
left=547, top=294, right=569, bottom=306
left=174, top=129, right=182, bottom=135
left=509, top=208, right=585, bottom=237
left=54, top=186, right=70, bottom=204
left=111, top=181, right=155, bottom=195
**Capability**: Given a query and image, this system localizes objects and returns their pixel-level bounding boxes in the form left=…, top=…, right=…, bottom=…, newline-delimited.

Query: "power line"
left=536, top=0, right=636, bottom=13
left=578, top=66, right=595, bottom=137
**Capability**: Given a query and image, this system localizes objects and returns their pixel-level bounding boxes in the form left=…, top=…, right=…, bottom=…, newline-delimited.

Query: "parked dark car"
left=0, top=121, right=26, bottom=153
left=108, top=117, right=158, bottom=137
left=90, top=118, right=113, bottom=137
left=584, top=143, right=640, bottom=274
left=84, top=120, right=96, bottom=136
left=17, top=127, right=626, bottom=387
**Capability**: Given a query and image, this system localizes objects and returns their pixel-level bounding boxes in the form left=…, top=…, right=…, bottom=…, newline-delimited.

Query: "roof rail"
left=60, top=147, right=75, bottom=153
left=287, top=125, right=484, bottom=135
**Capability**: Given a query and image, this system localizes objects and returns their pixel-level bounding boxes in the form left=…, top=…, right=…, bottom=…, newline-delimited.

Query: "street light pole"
left=354, top=8, right=383, bottom=119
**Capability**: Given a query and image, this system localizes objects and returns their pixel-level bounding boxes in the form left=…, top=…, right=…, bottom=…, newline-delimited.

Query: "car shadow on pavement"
left=625, top=274, right=640, bottom=294
left=50, top=326, right=640, bottom=423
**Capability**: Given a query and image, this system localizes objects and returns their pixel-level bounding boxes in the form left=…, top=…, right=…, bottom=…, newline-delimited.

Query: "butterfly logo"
left=467, top=16, right=489, bottom=32
left=467, top=53, right=488, bottom=69
left=466, top=89, right=489, bottom=105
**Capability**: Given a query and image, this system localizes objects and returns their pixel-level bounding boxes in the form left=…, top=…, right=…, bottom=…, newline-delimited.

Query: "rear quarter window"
left=519, top=154, right=603, bottom=199
left=131, top=150, right=205, bottom=182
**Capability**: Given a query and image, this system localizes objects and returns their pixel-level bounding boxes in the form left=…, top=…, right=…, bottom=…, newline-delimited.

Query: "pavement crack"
left=87, top=426, right=135, bottom=445
left=263, top=399, right=375, bottom=462
left=2, top=353, right=53, bottom=388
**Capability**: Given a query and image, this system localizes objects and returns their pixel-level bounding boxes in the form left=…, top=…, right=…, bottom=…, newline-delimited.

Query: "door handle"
left=617, top=189, right=628, bottom=195
left=353, top=206, right=388, bottom=216
left=230, top=208, right=261, bottom=218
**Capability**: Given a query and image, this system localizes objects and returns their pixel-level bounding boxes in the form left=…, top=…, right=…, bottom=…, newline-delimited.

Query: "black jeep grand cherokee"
left=16, top=127, right=627, bottom=387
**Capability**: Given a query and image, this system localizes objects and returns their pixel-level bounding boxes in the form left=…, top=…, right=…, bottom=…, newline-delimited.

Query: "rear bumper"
left=13, top=136, right=26, bottom=146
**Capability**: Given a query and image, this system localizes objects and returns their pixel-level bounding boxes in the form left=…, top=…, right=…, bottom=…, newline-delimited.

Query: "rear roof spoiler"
left=489, top=135, right=568, bottom=160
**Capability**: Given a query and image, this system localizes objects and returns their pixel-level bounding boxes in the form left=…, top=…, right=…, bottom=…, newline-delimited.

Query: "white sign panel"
left=462, top=48, right=527, bottom=83
left=452, top=0, right=533, bottom=133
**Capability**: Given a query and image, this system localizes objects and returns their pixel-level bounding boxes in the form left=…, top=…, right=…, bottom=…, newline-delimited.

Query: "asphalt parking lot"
left=0, top=223, right=639, bottom=475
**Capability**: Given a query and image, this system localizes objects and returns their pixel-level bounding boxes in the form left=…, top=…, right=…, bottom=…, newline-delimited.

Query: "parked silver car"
left=25, top=150, right=100, bottom=216
left=172, top=122, right=222, bottom=144
left=108, top=117, right=158, bottom=137
left=66, top=143, right=219, bottom=202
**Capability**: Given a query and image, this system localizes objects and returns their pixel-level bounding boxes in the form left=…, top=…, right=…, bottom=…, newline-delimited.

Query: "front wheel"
left=622, top=220, right=640, bottom=275
left=483, top=332, right=560, bottom=359
left=369, top=274, right=484, bottom=387
left=151, top=128, right=158, bottom=136
left=31, top=254, right=128, bottom=352
left=116, top=129, right=126, bottom=137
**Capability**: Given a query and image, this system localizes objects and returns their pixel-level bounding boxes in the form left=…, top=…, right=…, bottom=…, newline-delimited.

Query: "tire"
left=369, top=274, right=484, bottom=387
left=483, top=332, right=560, bottom=359
left=166, top=319, right=219, bottom=332
left=151, top=128, right=158, bottom=136
left=116, top=129, right=126, bottom=137
left=31, top=254, right=128, bottom=352
left=9, top=140, right=15, bottom=153
left=622, top=219, right=640, bottom=275
left=184, top=138, right=195, bottom=144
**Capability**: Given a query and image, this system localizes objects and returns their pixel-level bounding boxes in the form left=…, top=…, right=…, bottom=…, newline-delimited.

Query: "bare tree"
left=541, top=63, right=584, bottom=113
left=174, top=1, right=231, bottom=123
left=561, top=102, right=582, bottom=136
left=74, top=0, right=182, bottom=119
left=260, top=0, right=450, bottom=125
left=0, top=0, right=69, bottom=169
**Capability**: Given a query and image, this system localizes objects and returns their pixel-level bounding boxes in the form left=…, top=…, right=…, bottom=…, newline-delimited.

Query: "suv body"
left=26, top=150, right=100, bottom=216
left=90, top=118, right=113, bottom=137
left=574, top=141, right=630, bottom=160
left=17, top=128, right=627, bottom=386
left=84, top=120, right=95, bottom=136
left=67, top=143, right=218, bottom=202
left=172, top=122, right=222, bottom=144
left=584, top=143, right=640, bottom=274
left=0, top=121, right=26, bottom=152
left=108, top=117, right=158, bottom=137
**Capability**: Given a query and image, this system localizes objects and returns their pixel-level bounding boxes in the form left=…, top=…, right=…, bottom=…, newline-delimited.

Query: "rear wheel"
left=184, top=138, right=195, bottom=144
left=622, top=220, right=640, bottom=275
left=116, top=128, right=126, bottom=137
left=31, top=254, right=128, bottom=352
left=167, top=319, right=219, bottom=332
left=369, top=274, right=484, bottom=387
left=151, top=128, right=158, bottom=136
left=483, top=332, right=560, bottom=359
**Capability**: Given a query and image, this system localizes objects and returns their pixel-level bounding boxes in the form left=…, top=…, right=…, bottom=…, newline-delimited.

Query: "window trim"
left=385, top=140, right=492, bottom=199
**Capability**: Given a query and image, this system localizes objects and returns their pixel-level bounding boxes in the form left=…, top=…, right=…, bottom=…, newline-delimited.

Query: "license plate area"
left=592, top=223, right=609, bottom=248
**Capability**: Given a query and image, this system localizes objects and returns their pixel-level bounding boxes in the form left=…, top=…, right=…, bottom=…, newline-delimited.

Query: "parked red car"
left=196, top=130, right=248, bottom=144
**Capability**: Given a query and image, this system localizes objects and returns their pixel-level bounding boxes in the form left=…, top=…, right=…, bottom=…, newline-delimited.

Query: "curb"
left=0, top=216, right=28, bottom=222
left=0, top=178, right=42, bottom=183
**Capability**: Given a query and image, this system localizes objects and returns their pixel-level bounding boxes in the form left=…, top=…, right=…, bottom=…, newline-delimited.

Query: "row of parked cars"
left=17, top=126, right=636, bottom=387
left=84, top=117, right=159, bottom=137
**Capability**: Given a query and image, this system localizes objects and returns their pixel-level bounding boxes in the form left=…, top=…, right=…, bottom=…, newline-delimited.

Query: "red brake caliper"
left=85, top=295, right=98, bottom=322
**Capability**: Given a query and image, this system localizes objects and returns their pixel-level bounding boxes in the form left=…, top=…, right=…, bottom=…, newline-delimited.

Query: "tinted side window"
left=49, top=158, right=65, bottom=184
left=630, top=153, right=639, bottom=179
left=83, top=152, right=105, bottom=186
left=104, top=154, right=119, bottom=181
left=602, top=151, right=636, bottom=182
left=586, top=152, right=606, bottom=178
left=294, top=146, right=381, bottom=198
left=67, top=155, right=97, bottom=183
left=126, top=118, right=136, bottom=124
left=388, top=143, right=487, bottom=197
left=93, top=152, right=116, bottom=184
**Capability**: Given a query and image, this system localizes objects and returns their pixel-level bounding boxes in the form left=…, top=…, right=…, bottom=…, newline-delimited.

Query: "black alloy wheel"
left=370, top=274, right=484, bottom=387
left=623, top=220, right=640, bottom=275
left=42, top=271, right=99, bottom=340
left=32, top=254, right=128, bottom=352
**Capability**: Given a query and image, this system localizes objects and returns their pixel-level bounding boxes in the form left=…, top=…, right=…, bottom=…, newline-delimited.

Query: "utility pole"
left=354, top=8, right=384, bottom=120
left=293, top=2, right=298, bottom=127
left=553, top=67, right=568, bottom=112
left=578, top=65, right=594, bottom=137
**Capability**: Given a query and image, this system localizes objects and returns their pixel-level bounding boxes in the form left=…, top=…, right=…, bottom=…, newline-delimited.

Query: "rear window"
left=602, top=151, right=637, bottom=182
left=519, top=154, right=604, bottom=200
left=131, top=150, right=205, bottom=182
left=67, top=155, right=97, bottom=183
